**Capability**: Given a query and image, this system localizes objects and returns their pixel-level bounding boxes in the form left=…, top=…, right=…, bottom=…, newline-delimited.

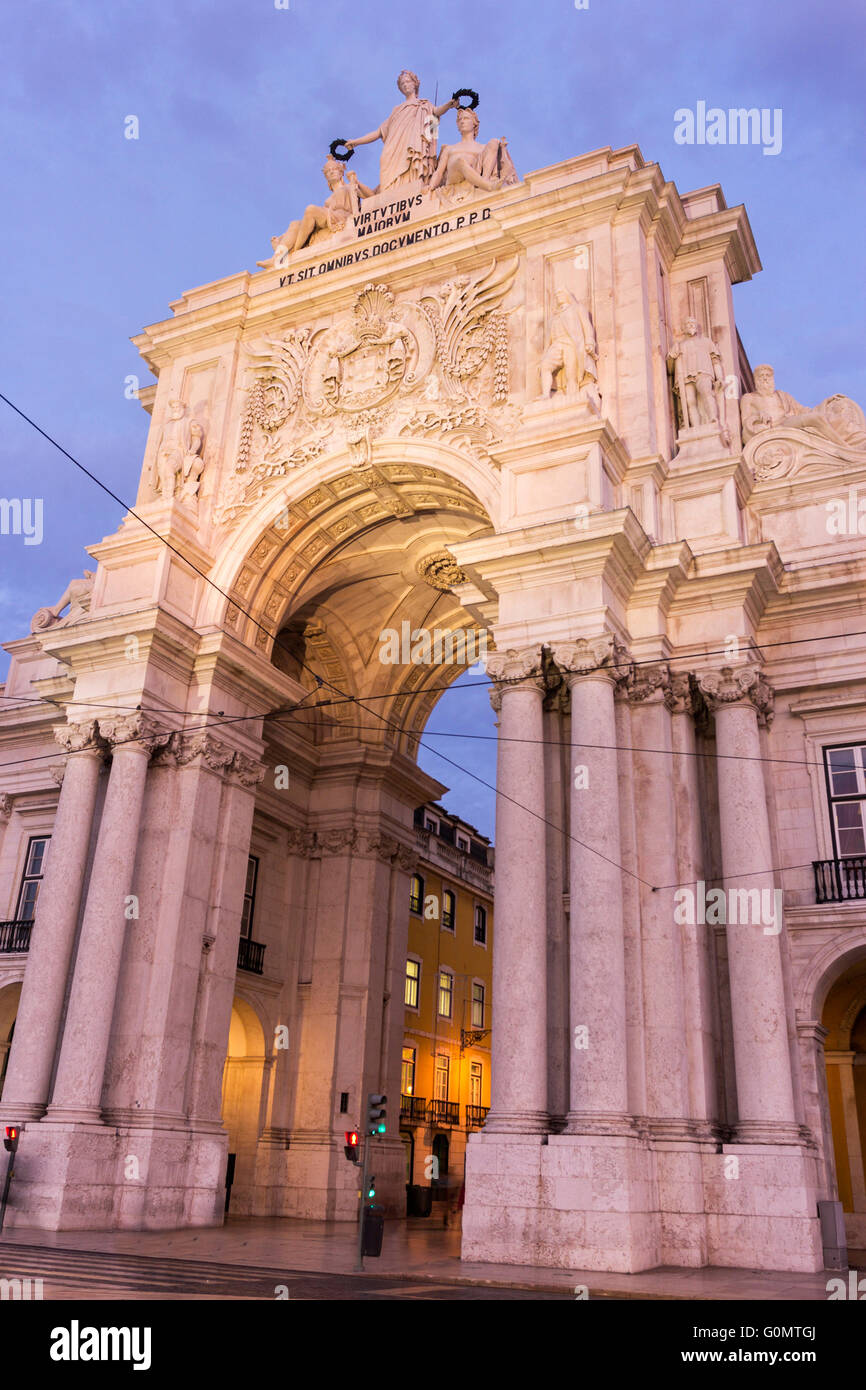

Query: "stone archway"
left=820, top=958, right=866, bottom=1251
left=221, top=997, right=269, bottom=1216
left=0, top=981, right=22, bottom=1100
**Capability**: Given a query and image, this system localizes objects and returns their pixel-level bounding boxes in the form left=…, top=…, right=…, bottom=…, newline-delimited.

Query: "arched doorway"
left=821, top=957, right=866, bottom=1253
left=221, top=997, right=269, bottom=1216
left=0, top=982, right=21, bottom=1100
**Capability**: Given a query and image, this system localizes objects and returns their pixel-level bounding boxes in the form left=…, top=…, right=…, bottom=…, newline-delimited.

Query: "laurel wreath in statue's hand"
left=329, top=139, right=354, bottom=162
left=452, top=89, right=479, bottom=110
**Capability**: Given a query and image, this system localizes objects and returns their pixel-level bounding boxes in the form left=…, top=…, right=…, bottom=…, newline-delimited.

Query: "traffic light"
left=3, top=1126, right=19, bottom=1153
left=343, top=1130, right=360, bottom=1163
left=366, top=1094, right=387, bottom=1136
left=367, top=1176, right=376, bottom=1199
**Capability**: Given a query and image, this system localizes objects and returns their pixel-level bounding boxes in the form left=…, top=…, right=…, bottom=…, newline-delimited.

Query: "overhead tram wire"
left=0, top=390, right=659, bottom=890
left=0, top=389, right=862, bottom=892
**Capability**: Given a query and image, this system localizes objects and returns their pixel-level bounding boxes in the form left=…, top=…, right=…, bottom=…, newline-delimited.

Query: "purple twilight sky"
left=1, top=0, right=864, bottom=839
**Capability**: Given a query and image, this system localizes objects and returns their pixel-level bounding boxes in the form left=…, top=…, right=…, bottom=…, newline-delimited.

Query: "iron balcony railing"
left=427, top=1099, right=459, bottom=1127
left=237, top=936, right=266, bottom=975
left=465, top=1105, right=489, bottom=1128
left=400, top=1094, right=428, bottom=1123
left=813, top=857, right=866, bottom=903
left=0, top=919, right=33, bottom=953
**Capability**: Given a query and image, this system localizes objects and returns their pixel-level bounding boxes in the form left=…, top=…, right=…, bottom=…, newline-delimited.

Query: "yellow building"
left=401, top=802, right=494, bottom=1212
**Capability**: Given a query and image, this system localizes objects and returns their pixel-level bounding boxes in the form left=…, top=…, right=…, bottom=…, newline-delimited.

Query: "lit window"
left=240, top=855, right=258, bottom=938
left=471, top=981, right=485, bottom=1028
left=15, top=836, right=50, bottom=921
left=401, top=1046, right=416, bottom=1096
left=434, top=1053, right=450, bottom=1101
left=826, top=745, right=866, bottom=856
left=474, top=904, right=487, bottom=946
left=405, top=958, right=420, bottom=1009
left=470, top=1061, right=482, bottom=1108
left=409, top=873, right=424, bottom=914
left=438, top=970, right=453, bottom=1019
left=442, top=888, right=456, bottom=932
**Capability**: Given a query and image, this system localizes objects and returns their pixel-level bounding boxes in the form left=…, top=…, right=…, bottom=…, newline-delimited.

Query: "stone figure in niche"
left=540, top=287, right=600, bottom=406
left=344, top=70, right=458, bottom=190
left=31, top=570, right=95, bottom=633
left=429, top=107, right=519, bottom=194
left=258, top=157, right=373, bottom=268
left=741, top=363, right=866, bottom=449
left=178, top=420, right=206, bottom=504
left=667, top=317, right=726, bottom=434
left=152, top=400, right=207, bottom=500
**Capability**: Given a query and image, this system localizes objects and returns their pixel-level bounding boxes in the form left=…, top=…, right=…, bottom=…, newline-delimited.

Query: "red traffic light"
left=343, top=1130, right=360, bottom=1163
left=3, top=1125, right=20, bottom=1152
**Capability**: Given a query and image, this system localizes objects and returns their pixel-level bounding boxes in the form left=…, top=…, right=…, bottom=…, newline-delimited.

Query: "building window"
left=470, top=1061, right=482, bottom=1108
left=474, top=904, right=487, bottom=946
left=456, top=832, right=470, bottom=852
left=825, top=744, right=866, bottom=856
left=471, top=981, right=485, bottom=1028
left=438, top=969, right=453, bottom=1019
left=15, top=836, right=50, bottom=920
left=442, top=888, right=456, bottom=932
left=409, top=873, right=424, bottom=914
left=240, top=855, right=258, bottom=938
left=401, top=1045, right=416, bottom=1096
left=424, top=814, right=439, bottom=834
left=434, top=1053, right=450, bottom=1101
left=405, top=958, right=420, bottom=1009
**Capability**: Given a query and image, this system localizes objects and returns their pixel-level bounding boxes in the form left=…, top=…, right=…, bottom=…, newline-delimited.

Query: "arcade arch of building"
left=0, top=137, right=865, bottom=1277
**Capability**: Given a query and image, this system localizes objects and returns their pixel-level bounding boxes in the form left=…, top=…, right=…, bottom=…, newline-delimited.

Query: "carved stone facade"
left=0, top=115, right=864, bottom=1281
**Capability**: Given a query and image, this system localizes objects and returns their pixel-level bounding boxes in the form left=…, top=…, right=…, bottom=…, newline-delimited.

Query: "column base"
left=563, top=1111, right=635, bottom=1138
left=734, top=1120, right=807, bottom=1146
left=483, top=1109, right=550, bottom=1135
left=2, top=1119, right=228, bottom=1231
left=461, top=1130, right=825, bottom=1273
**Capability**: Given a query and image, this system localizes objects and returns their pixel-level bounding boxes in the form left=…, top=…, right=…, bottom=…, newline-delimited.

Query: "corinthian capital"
left=53, top=718, right=100, bottom=754
left=230, top=752, right=267, bottom=787
left=697, top=665, right=775, bottom=728
left=97, top=713, right=172, bottom=755
left=624, top=661, right=671, bottom=704
left=176, top=732, right=236, bottom=773
left=553, top=635, right=631, bottom=684
left=485, top=645, right=545, bottom=713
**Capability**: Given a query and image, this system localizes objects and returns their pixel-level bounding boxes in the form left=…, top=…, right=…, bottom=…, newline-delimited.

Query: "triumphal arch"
left=2, top=73, right=866, bottom=1274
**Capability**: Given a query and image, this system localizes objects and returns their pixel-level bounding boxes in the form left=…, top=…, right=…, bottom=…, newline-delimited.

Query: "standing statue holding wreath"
left=343, top=69, right=459, bottom=190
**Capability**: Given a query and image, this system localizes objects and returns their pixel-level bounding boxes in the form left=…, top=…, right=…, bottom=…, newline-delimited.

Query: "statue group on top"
left=258, top=70, right=519, bottom=268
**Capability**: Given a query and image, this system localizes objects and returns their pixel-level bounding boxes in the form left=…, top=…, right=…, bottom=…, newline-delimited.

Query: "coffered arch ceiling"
left=224, top=460, right=495, bottom=750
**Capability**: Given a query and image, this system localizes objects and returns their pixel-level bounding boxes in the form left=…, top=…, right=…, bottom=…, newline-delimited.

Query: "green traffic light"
left=376, top=1122, right=386, bottom=1134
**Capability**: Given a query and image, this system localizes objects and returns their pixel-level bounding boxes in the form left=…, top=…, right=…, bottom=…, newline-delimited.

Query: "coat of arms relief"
left=215, top=258, right=519, bottom=526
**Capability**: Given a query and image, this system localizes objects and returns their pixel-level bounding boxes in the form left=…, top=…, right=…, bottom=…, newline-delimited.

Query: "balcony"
left=813, top=858, right=866, bottom=903
left=237, top=936, right=266, bottom=975
left=0, top=919, right=33, bottom=953
left=400, top=1094, right=428, bottom=1124
left=427, top=1099, right=459, bottom=1127
left=466, top=1105, right=489, bottom=1128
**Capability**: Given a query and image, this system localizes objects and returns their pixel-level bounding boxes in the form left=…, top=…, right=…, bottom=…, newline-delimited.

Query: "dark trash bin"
left=362, top=1207, right=384, bottom=1256
left=407, top=1183, right=433, bottom=1217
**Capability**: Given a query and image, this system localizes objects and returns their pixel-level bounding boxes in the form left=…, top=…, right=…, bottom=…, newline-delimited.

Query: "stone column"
left=45, top=715, right=169, bottom=1124
left=669, top=672, right=718, bottom=1133
left=553, top=637, right=631, bottom=1133
left=626, top=663, right=691, bottom=1134
left=484, top=646, right=548, bottom=1132
left=0, top=720, right=103, bottom=1124
left=697, top=666, right=798, bottom=1141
